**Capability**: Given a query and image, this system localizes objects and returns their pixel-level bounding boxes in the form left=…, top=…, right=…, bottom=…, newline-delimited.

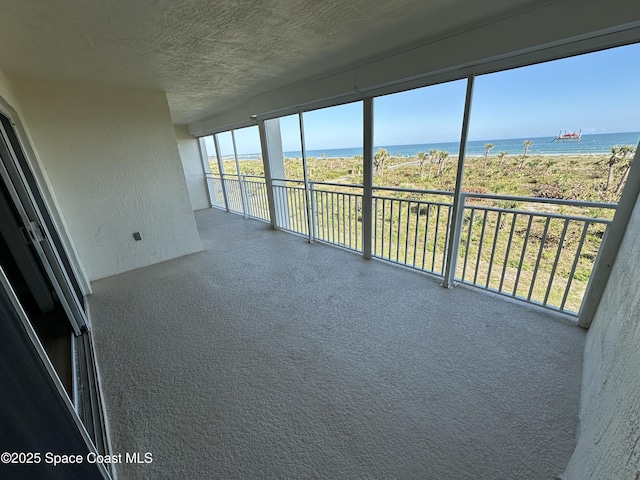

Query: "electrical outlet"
left=133, top=232, right=142, bottom=241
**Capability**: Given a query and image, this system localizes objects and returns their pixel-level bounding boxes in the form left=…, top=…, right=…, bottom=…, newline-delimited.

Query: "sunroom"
left=0, top=1, right=639, bottom=479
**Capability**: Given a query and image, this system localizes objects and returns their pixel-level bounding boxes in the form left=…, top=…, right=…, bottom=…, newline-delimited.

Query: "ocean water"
left=232, top=131, right=639, bottom=161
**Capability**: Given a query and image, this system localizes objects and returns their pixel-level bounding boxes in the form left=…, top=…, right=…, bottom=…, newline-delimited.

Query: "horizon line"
left=298, top=130, right=640, bottom=152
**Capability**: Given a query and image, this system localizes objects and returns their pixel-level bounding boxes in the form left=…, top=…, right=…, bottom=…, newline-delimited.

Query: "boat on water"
left=552, top=129, right=582, bottom=142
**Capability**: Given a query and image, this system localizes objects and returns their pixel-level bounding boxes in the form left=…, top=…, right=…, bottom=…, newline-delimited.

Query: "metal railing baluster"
left=461, top=208, right=474, bottom=282
left=342, top=193, right=346, bottom=246
left=356, top=196, right=360, bottom=251
left=421, top=204, right=430, bottom=271
left=473, top=209, right=489, bottom=285
left=310, top=184, right=317, bottom=240
left=441, top=206, right=452, bottom=274
left=396, top=200, right=402, bottom=262
left=499, top=213, right=518, bottom=292
left=513, top=215, right=534, bottom=297
left=411, top=203, right=419, bottom=267
left=404, top=201, right=411, bottom=265
left=528, top=217, right=551, bottom=301
left=544, top=218, right=570, bottom=305
left=486, top=211, right=503, bottom=289
left=331, top=192, right=336, bottom=244
left=389, top=200, right=395, bottom=261
left=381, top=198, right=386, bottom=259
left=561, top=221, right=590, bottom=311
left=432, top=205, right=441, bottom=272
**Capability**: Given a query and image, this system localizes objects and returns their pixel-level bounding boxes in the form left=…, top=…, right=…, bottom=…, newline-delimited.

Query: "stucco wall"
left=11, top=79, right=202, bottom=280
left=0, top=71, right=93, bottom=293
left=563, top=193, right=640, bottom=479
left=174, top=125, right=209, bottom=211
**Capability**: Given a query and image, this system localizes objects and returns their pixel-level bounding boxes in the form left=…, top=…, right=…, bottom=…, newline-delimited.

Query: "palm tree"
left=497, top=151, right=507, bottom=163
left=520, top=140, right=533, bottom=168
left=436, top=150, right=449, bottom=178
left=428, top=149, right=438, bottom=179
left=605, top=146, right=621, bottom=191
left=614, top=145, right=636, bottom=194
left=417, top=151, right=428, bottom=179
left=483, top=143, right=494, bottom=169
left=374, top=148, right=390, bottom=177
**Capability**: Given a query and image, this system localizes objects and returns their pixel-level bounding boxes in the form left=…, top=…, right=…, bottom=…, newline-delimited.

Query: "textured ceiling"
left=0, top=0, right=544, bottom=124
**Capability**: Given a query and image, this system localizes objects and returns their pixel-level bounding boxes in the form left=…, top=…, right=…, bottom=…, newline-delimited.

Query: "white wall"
left=562, top=195, right=640, bottom=478
left=174, top=125, right=209, bottom=211
left=1, top=71, right=92, bottom=293
left=12, top=79, right=202, bottom=280
left=0, top=69, right=19, bottom=114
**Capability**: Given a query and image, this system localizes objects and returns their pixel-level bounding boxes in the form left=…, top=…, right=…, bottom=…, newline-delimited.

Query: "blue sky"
left=208, top=42, right=640, bottom=154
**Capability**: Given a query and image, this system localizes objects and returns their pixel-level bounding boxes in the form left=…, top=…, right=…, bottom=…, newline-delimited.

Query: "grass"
left=209, top=153, right=622, bottom=313
left=212, top=152, right=622, bottom=202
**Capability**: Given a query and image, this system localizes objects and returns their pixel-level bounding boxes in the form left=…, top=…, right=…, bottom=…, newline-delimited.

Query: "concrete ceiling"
left=0, top=0, right=548, bottom=124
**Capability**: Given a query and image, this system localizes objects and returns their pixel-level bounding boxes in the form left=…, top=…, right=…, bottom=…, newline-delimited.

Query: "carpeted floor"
left=89, top=208, right=585, bottom=479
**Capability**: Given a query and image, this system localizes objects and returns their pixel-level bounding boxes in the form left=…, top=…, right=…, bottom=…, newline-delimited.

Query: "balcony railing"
left=208, top=174, right=270, bottom=222
left=206, top=173, right=615, bottom=315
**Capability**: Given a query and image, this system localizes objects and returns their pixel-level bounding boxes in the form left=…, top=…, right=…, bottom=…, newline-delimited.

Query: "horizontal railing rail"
left=374, top=185, right=455, bottom=197
left=207, top=173, right=265, bottom=180
left=310, top=180, right=364, bottom=190
left=457, top=192, right=617, bottom=209
left=207, top=173, right=616, bottom=316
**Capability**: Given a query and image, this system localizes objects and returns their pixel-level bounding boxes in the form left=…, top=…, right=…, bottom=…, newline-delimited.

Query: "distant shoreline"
left=213, top=131, right=639, bottom=161
left=216, top=151, right=613, bottom=162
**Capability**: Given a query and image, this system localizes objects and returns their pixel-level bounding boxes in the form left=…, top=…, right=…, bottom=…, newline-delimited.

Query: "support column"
left=363, top=98, right=374, bottom=259
left=231, top=130, right=248, bottom=219
left=258, top=118, right=289, bottom=229
left=197, top=137, right=214, bottom=208
left=443, top=75, right=475, bottom=288
left=212, top=134, right=230, bottom=212
left=299, top=113, right=314, bottom=242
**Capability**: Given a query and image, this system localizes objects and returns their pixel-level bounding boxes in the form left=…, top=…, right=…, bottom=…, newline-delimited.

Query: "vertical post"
left=299, top=113, right=314, bottom=243
left=231, top=130, right=248, bottom=219
left=443, top=75, right=475, bottom=288
left=258, top=119, right=278, bottom=229
left=242, top=175, right=253, bottom=218
left=197, top=137, right=214, bottom=208
left=213, top=133, right=230, bottom=212
left=309, top=182, right=317, bottom=240
left=362, top=98, right=374, bottom=259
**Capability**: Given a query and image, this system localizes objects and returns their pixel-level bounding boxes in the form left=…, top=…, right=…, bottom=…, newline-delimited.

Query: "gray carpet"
left=89, top=208, right=585, bottom=480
